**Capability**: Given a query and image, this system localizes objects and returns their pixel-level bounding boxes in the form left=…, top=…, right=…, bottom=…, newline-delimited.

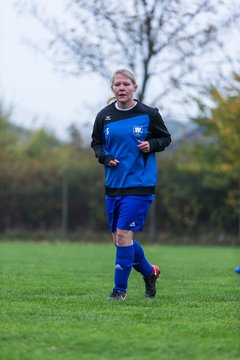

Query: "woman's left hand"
left=137, top=140, right=150, bottom=153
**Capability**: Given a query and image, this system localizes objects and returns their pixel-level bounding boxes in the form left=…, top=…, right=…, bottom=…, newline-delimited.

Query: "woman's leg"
left=132, top=239, right=153, bottom=277
left=112, top=229, right=134, bottom=294
left=106, top=196, right=159, bottom=299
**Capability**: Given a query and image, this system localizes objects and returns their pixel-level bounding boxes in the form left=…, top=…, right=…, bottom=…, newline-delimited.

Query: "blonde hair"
left=107, top=68, right=137, bottom=104
left=111, top=68, right=137, bottom=86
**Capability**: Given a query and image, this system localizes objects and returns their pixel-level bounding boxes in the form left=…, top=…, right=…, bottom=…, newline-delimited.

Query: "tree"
left=0, top=104, right=18, bottom=158
left=194, top=74, right=240, bottom=185
left=189, top=73, right=240, bottom=238
left=17, top=0, right=240, bottom=111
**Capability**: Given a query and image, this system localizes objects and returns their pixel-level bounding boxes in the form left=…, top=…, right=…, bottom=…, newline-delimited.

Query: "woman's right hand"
left=108, top=159, right=120, bottom=167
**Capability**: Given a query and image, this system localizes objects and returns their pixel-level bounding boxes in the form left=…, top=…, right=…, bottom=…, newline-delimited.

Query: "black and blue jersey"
left=91, top=100, right=171, bottom=196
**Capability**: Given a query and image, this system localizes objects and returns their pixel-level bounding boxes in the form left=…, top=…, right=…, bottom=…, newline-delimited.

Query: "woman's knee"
left=116, top=229, right=132, bottom=246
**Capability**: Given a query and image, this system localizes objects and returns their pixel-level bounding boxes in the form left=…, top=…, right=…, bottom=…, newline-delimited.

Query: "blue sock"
left=114, top=245, right=134, bottom=293
left=133, top=240, right=153, bottom=278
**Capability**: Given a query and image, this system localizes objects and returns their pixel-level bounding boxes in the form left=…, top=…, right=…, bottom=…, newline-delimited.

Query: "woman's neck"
left=115, top=100, right=137, bottom=111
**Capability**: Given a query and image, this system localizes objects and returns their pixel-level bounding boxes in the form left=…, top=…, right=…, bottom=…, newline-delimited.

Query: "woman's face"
left=111, top=74, right=137, bottom=107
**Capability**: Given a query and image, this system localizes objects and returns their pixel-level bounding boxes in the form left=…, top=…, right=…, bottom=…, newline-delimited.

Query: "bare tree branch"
left=16, top=0, right=240, bottom=111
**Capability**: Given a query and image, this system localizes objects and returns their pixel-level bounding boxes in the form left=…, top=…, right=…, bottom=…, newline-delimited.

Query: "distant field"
left=0, top=242, right=239, bottom=360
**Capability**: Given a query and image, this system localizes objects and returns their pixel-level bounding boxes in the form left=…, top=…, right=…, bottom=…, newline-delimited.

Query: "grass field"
left=0, top=242, right=239, bottom=360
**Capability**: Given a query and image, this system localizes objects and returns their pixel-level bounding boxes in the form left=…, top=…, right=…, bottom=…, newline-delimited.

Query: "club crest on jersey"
left=133, top=125, right=143, bottom=137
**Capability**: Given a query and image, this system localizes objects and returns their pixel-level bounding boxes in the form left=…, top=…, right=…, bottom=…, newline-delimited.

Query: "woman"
left=91, top=69, right=171, bottom=300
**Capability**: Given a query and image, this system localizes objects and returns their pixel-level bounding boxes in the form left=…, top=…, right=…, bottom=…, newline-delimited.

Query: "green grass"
left=0, top=242, right=239, bottom=360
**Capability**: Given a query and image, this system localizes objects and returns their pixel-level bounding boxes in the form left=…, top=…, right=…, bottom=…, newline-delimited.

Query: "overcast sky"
left=0, top=1, right=239, bottom=141
left=0, top=0, right=109, bottom=140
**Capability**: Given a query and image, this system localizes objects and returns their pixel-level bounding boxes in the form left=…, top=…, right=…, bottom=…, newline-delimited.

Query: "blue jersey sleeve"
left=91, top=109, right=115, bottom=167
left=147, top=108, right=171, bottom=152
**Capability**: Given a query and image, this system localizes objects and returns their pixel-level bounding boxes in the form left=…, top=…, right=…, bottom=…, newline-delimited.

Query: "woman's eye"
left=114, top=82, right=131, bottom=86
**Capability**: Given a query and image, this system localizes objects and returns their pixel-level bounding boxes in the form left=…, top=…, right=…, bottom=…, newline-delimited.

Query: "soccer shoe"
left=144, top=264, right=160, bottom=298
left=107, top=290, right=127, bottom=301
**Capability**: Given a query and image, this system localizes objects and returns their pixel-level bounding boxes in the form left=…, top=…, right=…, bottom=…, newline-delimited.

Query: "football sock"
left=114, top=245, right=134, bottom=293
left=133, top=240, right=153, bottom=277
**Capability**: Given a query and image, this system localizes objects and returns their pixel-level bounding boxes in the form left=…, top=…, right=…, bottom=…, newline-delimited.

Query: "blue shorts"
left=105, top=195, right=153, bottom=233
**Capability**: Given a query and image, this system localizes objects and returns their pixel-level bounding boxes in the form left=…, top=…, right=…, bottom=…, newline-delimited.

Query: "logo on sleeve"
left=105, top=116, right=111, bottom=121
